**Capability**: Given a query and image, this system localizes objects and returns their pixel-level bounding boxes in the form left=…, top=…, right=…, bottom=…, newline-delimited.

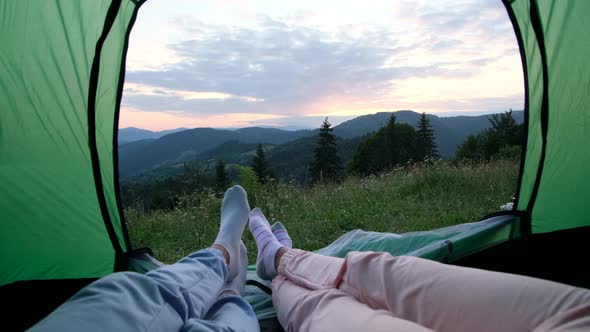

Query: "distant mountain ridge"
left=119, top=127, right=314, bottom=177
left=332, top=111, right=523, bottom=157
left=118, top=110, right=523, bottom=178
left=119, top=127, right=188, bottom=144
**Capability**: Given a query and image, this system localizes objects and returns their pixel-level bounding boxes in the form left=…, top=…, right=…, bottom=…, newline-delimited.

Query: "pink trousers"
left=272, top=250, right=590, bottom=332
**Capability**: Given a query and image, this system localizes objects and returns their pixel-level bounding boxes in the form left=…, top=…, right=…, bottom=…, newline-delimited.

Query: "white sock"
left=222, top=241, right=247, bottom=296
left=214, top=185, right=250, bottom=280
left=271, top=222, right=292, bottom=248
left=249, top=208, right=283, bottom=280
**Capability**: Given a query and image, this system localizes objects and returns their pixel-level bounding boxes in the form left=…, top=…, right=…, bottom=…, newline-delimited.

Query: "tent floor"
left=454, top=225, right=590, bottom=289
left=1, top=278, right=97, bottom=331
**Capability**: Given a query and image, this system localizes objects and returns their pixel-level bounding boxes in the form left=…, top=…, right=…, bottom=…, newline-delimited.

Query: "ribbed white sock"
left=222, top=241, right=247, bottom=296
left=249, top=208, right=283, bottom=280
left=213, top=185, right=250, bottom=280
left=271, top=222, right=292, bottom=248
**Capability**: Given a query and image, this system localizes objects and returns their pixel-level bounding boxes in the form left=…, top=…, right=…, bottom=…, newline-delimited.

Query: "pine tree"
left=383, top=114, right=398, bottom=168
left=251, top=144, right=271, bottom=183
left=488, top=110, right=519, bottom=147
left=215, top=160, right=229, bottom=191
left=416, top=112, right=438, bottom=160
left=311, top=118, right=341, bottom=182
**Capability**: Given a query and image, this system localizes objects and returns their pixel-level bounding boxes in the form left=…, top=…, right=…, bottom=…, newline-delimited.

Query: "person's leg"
left=31, top=249, right=230, bottom=331
left=213, top=186, right=251, bottom=281
left=338, top=252, right=590, bottom=332
left=254, top=212, right=590, bottom=332
left=272, top=274, right=433, bottom=332
left=182, top=294, right=259, bottom=332
left=182, top=240, right=259, bottom=332
left=33, top=186, right=257, bottom=332
left=271, top=222, right=293, bottom=248
left=251, top=212, right=431, bottom=332
left=249, top=208, right=285, bottom=280
left=275, top=248, right=590, bottom=332
left=259, top=210, right=590, bottom=331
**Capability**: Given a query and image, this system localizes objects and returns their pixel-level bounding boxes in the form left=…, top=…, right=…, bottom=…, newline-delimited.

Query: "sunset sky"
left=119, top=0, right=524, bottom=131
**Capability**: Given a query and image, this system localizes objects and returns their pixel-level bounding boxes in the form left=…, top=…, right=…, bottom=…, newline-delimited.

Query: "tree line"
left=348, top=113, right=438, bottom=176
left=213, top=112, right=440, bottom=185
left=299, top=110, right=522, bottom=181
left=455, top=110, right=523, bottom=160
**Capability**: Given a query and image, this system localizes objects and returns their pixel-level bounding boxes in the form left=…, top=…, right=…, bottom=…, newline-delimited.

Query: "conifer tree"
left=455, top=110, right=523, bottom=160
left=416, top=112, right=438, bottom=160
left=215, top=160, right=229, bottom=191
left=251, top=144, right=271, bottom=183
left=383, top=114, right=399, bottom=168
left=311, top=118, right=341, bottom=182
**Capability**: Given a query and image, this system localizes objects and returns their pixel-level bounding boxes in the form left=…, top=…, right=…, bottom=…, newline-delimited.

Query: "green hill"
left=119, top=127, right=187, bottom=144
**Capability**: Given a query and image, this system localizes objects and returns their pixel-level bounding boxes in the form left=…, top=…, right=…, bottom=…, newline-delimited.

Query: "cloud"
left=410, top=94, right=524, bottom=113
left=430, top=39, right=464, bottom=52
left=126, top=24, right=402, bottom=106
left=125, top=23, right=501, bottom=110
left=152, top=89, right=167, bottom=95
left=122, top=0, right=522, bottom=129
left=118, top=107, right=288, bottom=131
left=246, top=115, right=356, bottom=130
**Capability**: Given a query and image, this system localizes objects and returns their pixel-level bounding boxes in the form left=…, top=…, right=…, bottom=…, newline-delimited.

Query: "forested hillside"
left=119, top=110, right=523, bottom=178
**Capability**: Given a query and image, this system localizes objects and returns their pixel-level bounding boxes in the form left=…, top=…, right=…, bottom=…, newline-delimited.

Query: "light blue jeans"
left=31, top=249, right=259, bottom=331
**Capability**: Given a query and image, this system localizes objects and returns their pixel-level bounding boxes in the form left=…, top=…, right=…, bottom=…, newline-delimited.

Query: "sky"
left=119, top=0, right=524, bottom=131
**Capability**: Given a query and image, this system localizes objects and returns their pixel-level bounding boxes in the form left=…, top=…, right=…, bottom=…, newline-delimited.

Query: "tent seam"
left=87, top=0, right=125, bottom=265
left=525, top=0, right=550, bottom=218
left=502, top=0, right=530, bottom=218
left=112, top=0, right=146, bottom=255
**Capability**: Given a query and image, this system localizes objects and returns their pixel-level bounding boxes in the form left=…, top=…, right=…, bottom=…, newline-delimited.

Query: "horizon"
left=121, top=109, right=523, bottom=132
left=120, top=0, right=524, bottom=131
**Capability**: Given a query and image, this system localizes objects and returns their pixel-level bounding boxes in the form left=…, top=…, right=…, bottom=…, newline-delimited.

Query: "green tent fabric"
left=1, top=0, right=589, bottom=328
left=509, top=0, right=590, bottom=233
left=0, top=0, right=143, bottom=287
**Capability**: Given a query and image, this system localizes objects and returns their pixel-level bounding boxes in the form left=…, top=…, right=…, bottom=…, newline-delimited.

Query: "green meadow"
left=126, top=160, right=518, bottom=263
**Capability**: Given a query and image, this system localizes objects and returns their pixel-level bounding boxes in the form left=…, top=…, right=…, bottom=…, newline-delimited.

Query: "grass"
left=125, top=160, right=519, bottom=264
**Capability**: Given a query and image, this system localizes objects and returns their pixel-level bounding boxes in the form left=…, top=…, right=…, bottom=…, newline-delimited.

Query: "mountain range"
left=119, top=127, right=188, bottom=144
left=118, top=110, right=523, bottom=181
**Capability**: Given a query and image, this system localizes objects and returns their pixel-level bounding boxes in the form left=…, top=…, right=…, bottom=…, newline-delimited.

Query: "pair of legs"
left=33, top=185, right=590, bottom=331
left=32, top=186, right=259, bottom=331
left=248, top=212, right=590, bottom=332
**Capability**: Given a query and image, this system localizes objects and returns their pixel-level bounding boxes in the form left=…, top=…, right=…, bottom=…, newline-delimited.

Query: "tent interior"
left=1, top=0, right=589, bottom=330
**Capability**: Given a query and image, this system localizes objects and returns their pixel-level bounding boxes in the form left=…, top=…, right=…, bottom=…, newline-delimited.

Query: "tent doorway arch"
left=1, top=0, right=589, bottom=329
